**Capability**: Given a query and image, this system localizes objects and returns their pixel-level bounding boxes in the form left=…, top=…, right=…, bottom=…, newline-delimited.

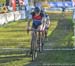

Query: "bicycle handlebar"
left=27, top=28, right=46, bottom=32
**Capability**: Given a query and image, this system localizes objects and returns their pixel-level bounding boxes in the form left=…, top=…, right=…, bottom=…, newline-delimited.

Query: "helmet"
left=34, top=7, right=40, bottom=13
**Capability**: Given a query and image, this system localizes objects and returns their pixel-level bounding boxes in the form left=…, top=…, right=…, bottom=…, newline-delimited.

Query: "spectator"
left=62, top=6, right=66, bottom=16
left=62, top=7, right=65, bottom=12
left=1, top=4, right=8, bottom=13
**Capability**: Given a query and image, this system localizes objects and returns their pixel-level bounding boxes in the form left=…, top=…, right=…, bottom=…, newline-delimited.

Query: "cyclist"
left=41, top=8, right=50, bottom=30
left=42, top=14, right=50, bottom=39
left=27, top=7, right=45, bottom=31
left=27, top=7, right=45, bottom=54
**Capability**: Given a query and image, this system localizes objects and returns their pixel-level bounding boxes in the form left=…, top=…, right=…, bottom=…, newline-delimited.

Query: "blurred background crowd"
left=0, top=0, right=73, bottom=14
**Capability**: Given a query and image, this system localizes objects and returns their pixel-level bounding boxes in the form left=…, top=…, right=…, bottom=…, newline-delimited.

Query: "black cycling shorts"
left=32, top=22, right=42, bottom=29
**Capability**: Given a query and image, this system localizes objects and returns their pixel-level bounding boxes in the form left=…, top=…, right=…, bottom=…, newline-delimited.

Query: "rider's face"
left=35, top=11, right=40, bottom=15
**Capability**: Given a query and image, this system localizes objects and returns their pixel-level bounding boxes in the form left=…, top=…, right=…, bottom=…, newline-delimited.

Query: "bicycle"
left=28, top=27, right=45, bottom=61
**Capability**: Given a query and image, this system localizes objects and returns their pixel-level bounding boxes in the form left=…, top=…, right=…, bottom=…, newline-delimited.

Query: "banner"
left=0, top=14, right=7, bottom=25
left=6, top=12, right=14, bottom=22
left=56, top=2, right=63, bottom=7
left=11, top=0, right=16, bottom=11
left=14, top=11, right=21, bottom=20
left=0, top=11, right=26, bottom=25
left=48, top=2, right=72, bottom=7
left=49, top=2, right=56, bottom=7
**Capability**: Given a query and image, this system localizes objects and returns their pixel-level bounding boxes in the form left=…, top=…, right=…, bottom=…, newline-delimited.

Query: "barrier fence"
left=0, top=10, right=26, bottom=25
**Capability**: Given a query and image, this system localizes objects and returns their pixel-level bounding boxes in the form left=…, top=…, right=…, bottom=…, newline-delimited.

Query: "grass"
left=45, top=20, right=73, bottom=49
left=0, top=20, right=31, bottom=48
left=0, top=20, right=32, bottom=66
left=0, top=57, right=31, bottom=66
left=35, top=13, right=74, bottom=65
left=0, top=13, right=74, bottom=66
left=38, top=50, right=75, bottom=65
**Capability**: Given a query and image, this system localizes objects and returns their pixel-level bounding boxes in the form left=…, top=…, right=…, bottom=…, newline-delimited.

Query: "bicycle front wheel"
left=31, top=32, right=38, bottom=61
